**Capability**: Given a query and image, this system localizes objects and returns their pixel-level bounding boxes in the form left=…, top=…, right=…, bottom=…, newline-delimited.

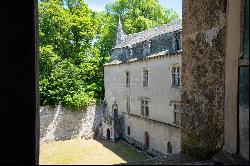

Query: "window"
left=174, top=112, right=181, bottom=126
left=127, top=126, right=130, bottom=136
left=171, top=66, right=180, bottom=87
left=173, top=103, right=181, bottom=112
left=126, top=96, right=130, bottom=113
left=172, top=34, right=180, bottom=52
left=126, top=46, right=133, bottom=59
left=143, top=41, right=150, bottom=57
left=143, top=69, right=149, bottom=87
left=141, top=98, right=149, bottom=117
left=125, top=71, right=130, bottom=87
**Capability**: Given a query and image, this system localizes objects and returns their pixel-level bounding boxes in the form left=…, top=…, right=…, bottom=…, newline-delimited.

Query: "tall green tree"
left=105, top=0, right=179, bottom=34
left=38, top=0, right=179, bottom=109
left=39, top=0, right=98, bottom=109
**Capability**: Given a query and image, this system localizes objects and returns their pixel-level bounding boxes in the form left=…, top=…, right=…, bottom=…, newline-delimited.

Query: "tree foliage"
left=39, top=0, right=179, bottom=110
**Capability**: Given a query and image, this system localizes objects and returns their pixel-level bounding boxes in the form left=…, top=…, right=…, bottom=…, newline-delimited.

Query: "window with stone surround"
left=171, top=66, right=180, bottom=87
left=143, top=41, right=151, bottom=57
left=174, top=111, right=181, bottom=126
left=172, top=34, right=180, bottom=52
left=126, top=46, right=133, bottom=59
left=143, top=69, right=149, bottom=87
left=141, top=98, right=149, bottom=117
left=173, top=102, right=182, bottom=126
left=125, top=71, right=130, bottom=87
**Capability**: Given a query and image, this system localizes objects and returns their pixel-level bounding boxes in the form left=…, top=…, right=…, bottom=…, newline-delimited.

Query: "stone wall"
left=40, top=104, right=103, bottom=143
left=181, top=0, right=227, bottom=160
left=122, top=113, right=181, bottom=156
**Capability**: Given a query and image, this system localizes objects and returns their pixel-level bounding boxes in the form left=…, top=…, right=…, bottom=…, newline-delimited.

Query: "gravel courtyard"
left=39, top=138, right=150, bottom=165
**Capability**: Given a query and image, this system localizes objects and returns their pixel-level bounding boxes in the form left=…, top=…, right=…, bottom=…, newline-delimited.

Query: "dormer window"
left=126, top=46, right=133, bottom=59
left=143, top=41, right=151, bottom=57
left=172, top=34, right=180, bottom=52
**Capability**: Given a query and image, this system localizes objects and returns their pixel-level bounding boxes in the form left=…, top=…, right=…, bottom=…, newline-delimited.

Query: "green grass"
left=39, top=138, right=149, bottom=165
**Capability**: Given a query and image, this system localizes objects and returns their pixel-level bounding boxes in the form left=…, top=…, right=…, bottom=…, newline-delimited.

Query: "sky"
left=85, top=0, right=182, bottom=18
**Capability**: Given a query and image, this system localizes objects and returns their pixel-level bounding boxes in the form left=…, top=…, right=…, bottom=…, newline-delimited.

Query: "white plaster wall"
left=104, top=54, right=182, bottom=155
left=104, top=54, right=182, bottom=124
left=124, top=114, right=181, bottom=155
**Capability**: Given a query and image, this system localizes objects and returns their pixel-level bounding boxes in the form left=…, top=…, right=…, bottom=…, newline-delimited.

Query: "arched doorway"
left=107, top=129, right=110, bottom=140
left=167, top=141, right=172, bottom=154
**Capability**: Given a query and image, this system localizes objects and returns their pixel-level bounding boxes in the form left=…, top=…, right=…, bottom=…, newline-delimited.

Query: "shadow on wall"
left=40, top=103, right=103, bottom=143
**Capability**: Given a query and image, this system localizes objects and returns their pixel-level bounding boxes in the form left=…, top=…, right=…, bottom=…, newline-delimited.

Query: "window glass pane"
left=172, top=67, right=176, bottom=73
left=172, top=74, right=176, bottom=85
left=243, top=0, right=249, bottom=59
left=145, top=107, right=149, bottom=116
left=142, top=100, right=144, bottom=104
left=141, top=106, right=144, bottom=115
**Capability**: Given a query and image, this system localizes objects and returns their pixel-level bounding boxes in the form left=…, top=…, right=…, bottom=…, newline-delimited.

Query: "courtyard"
left=39, top=138, right=150, bottom=165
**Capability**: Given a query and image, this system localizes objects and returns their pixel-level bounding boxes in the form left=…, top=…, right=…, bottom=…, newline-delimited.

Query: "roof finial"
left=114, top=15, right=125, bottom=47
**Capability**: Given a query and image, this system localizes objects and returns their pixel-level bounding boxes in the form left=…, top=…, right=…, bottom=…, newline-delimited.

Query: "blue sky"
left=85, top=0, right=182, bottom=18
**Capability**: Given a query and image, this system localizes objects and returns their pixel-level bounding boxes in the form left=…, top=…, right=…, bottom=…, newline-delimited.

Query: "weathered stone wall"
left=40, top=105, right=103, bottom=143
left=181, top=0, right=227, bottom=160
left=122, top=113, right=181, bottom=156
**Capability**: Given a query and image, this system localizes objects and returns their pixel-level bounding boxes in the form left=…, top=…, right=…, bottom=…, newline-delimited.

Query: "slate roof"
left=113, top=19, right=182, bottom=49
left=104, top=50, right=182, bottom=66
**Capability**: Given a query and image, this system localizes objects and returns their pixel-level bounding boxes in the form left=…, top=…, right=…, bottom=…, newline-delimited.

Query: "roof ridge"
left=126, top=19, right=182, bottom=37
left=113, top=19, right=182, bottom=49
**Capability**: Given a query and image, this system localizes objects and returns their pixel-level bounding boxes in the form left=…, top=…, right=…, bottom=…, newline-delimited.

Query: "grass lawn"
left=39, top=138, right=150, bottom=165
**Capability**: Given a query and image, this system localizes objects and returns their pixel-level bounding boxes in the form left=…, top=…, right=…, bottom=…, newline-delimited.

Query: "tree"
left=105, top=0, right=179, bottom=34
left=38, top=0, right=180, bottom=109
left=39, top=0, right=98, bottom=109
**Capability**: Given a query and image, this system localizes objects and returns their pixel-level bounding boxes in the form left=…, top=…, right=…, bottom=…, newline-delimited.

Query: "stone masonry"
left=40, top=104, right=103, bottom=143
left=181, top=0, right=227, bottom=160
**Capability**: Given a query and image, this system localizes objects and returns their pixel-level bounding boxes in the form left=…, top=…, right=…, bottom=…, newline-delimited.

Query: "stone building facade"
left=102, top=19, right=183, bottom=156
left=181, top=0, right=249, bottom=162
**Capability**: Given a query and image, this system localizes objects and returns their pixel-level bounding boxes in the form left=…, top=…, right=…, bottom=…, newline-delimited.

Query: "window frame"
left=173, top=111, right=181, bottom=126
left=141, top=98, right=149, bottom=117
left=143, top=69, right=149, bottom=87
left=171, top=66, right=181, bottom=87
